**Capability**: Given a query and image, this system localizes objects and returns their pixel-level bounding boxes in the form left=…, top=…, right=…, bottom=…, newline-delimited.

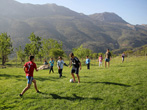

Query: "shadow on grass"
left=0, top=74, right=26, bottom=81
left=35, top=77, right=56, bottom=81
left=0, top=105, right=16, bottom=110
left=0, top=74, right=24, bottom=79
left=0, top=64, right=23, bottom=68
left=84, top=81, right=131, bottom=87
left=113, top=64, right=140, bottom=68
left=0, top=74, right=60, bottom=82
left=50, top=93, right=103, bottom=101
left=35, top=76, right=66, bottom=81
left=17, top=92, right=103, bottom=101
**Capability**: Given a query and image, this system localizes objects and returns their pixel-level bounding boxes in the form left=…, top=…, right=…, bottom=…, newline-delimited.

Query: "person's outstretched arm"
left=23, top=66, right=26, bottom=73
left=34, top=64, right=38, bottom=71
left=64, top=63, right=68, bottom=67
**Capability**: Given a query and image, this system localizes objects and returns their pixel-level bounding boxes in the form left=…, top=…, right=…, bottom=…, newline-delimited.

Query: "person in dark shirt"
left=69, top=53, right=81, bottom=83
left=105, top=49, right=111, bottom=68
left=121, top=52, right=125, bottom=63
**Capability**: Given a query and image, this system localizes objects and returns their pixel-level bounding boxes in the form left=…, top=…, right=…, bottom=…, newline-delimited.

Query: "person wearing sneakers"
left=20, top=56, right=40, bottom=97
left=69, top=53, right=81, bottom=83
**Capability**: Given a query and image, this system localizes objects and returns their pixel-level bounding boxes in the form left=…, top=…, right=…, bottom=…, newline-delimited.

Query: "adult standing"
left=105, top=49, right=111, bottom=68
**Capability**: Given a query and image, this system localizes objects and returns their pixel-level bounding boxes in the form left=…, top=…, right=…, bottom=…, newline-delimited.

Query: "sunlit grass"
left=0, top=56, right=147, bottom=110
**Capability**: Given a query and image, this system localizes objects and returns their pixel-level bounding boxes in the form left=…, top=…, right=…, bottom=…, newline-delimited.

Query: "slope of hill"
left=89, top=12, right=128, bottom=24
left=0, top=0, right=147, bottom=53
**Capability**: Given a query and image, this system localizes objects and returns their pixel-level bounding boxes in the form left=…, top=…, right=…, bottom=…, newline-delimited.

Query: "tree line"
left=0, top=32, right=65, bottom=65
left=3, top=32, right=144, bottom=65
left=0, top=32, right=107, bottom=65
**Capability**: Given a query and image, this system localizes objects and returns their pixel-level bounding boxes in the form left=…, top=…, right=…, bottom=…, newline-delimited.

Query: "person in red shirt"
left=20, top=56, right=40, bottom=97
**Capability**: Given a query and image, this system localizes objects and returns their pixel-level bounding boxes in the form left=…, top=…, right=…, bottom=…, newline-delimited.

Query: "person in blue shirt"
left=49, top=58, right=54, bottom=74
left=86, top=56, right=90, bottom=69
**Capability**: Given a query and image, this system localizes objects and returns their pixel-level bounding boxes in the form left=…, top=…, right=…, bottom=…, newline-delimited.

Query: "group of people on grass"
left=19, top=49, right=125, bottom=97
left=85, top=49, right=112, bottom=69
left=85, top=49, right=125, bottom=69
left=20, top=52, right=81, bottom=97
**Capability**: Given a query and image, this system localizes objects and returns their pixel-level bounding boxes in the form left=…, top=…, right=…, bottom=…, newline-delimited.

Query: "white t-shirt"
left=57, top=60, right=64, bottom=69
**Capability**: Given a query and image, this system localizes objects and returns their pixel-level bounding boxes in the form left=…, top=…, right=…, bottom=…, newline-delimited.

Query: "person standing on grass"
left=99, top=54, right=103, bottom=67
left=121, top=52, right=125, bottom=63
left=86, top=56, right=90, bottom=69
left=20, top=56, right=40, bottom=97
left=49, top=58, right=54, bottom=74
left=57, top=56, right=68, bottom=78
left=105, top=49, right=111, bottom=68
left=69, top=53, right=81, bottom=83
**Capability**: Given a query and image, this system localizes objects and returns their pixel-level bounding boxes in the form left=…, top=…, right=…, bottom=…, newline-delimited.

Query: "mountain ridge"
left=0, top=0, right=147, bottom=53
left=89, top=12, right=128, bottom=24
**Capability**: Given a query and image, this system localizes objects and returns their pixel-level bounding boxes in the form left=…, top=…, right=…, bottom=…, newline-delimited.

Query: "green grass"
left=0, top=57, right=147, bottom=110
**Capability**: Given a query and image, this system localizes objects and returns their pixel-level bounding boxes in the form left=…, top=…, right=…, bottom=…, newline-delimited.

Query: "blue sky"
left=15, top=0, right=147, bottom=25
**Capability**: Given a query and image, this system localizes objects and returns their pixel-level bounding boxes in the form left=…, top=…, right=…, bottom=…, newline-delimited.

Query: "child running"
left=49, top=58, right=54, bottom=74
left=57, top=56, right=68, bottom=78
left=99, top=54, right=103, bottom=67
left=20, top=56, right=40, bottom=97
left=69, top=53, right=81, bottom=83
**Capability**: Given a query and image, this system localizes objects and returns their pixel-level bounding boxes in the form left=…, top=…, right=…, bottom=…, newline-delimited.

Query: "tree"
left=36, top=49, right=44, bottom=62
left=49, top=48, right=65, bottom=61
left=41, top=38, right=63, bottom=59
left=24, top=32, right=42, bottom=56
left=16, top=46, right=26, bottom=64
left=98, top=53, right=104, bottom=57
left=92, top=53, right=98, bottom=59
left=73, top=45, right=92, bottom=60
left=0, top=33, right=13, bottom=65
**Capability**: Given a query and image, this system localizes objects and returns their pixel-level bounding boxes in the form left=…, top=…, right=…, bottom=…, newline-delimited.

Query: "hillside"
left=0, top=0, right=147, bottom=53
left=89, top=12, right=128, bottom=24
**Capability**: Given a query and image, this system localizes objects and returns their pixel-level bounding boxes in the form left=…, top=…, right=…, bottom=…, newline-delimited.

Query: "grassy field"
left=0, top=57, right=147, bottom=110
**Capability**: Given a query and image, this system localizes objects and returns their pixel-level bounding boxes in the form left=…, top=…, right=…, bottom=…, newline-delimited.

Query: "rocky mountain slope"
left=0, top=0, right=147, bottom=53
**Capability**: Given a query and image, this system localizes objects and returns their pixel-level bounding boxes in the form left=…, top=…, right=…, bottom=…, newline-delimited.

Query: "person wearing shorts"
left=105, top=49, right=111, bottom=68
left=69, top=53, right=81, bottom=83
left=19, top=56, right=40, bottom=97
